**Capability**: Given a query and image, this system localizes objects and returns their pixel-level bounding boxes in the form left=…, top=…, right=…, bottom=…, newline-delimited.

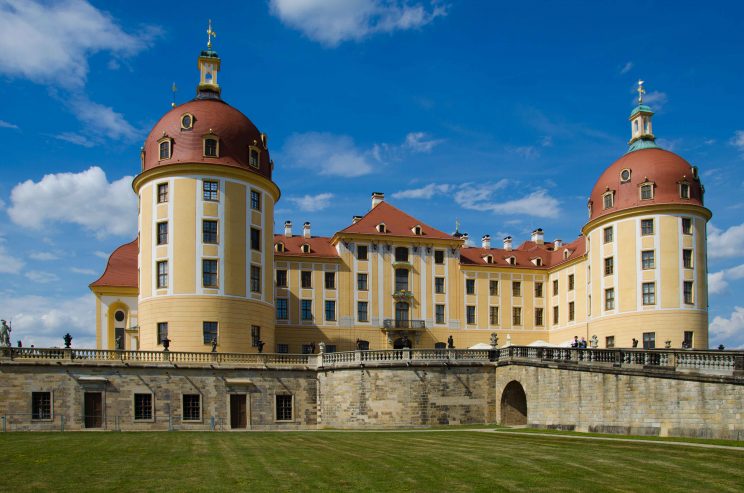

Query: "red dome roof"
left=141, top=98, right=272, bottom=179
left=588, top=148, right=704, bottom=222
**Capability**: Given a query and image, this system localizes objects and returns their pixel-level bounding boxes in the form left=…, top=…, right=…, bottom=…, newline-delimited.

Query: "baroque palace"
left=90, top=40, right=711, bottom=355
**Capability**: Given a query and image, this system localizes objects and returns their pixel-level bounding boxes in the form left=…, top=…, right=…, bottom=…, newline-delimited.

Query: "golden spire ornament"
left=637, top=79, right=645, bottom=104
left=207, top=19, right=216, bottom=50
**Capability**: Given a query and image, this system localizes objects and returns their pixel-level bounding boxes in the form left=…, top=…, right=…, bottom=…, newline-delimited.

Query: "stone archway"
left=500, top=380, right=527, bottom=426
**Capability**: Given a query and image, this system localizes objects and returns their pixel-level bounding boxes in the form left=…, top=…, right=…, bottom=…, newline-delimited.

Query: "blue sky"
left=1, top=0, right=743, bottom=348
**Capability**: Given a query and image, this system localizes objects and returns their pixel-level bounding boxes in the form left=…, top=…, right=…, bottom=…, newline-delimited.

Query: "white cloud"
left=0, top=119, right=18, bottom=129
left=708, top=263, right=744, bottom=295
left=372, top=131, right=445, bottom=162
left=53, top=131, right=96, bottom=148
left=620, top=61, right=633, bottom=74
left=70, top=267, right=98, bottom=276
left=641, top=90, right=667, bottom=110
left=0, top=239, right=24, bottom=274
left=402, top=132, right=444, bottom=153
left=454, top=183, right=560, bottom=218
left=731, top=130, right=744, bottom=154
left=269, top=0, right=447, bottom=46
left=511, top=145, right=540, bottom=159
left=281, top=132, right=374, bottom=177
left=62, top=96, right=142, bottom=143
left=93, top=251, right=110, bottom=260
left=710, top=306, right=744, bottom=349
left=708, top=222, right=744, bottom=259
left=29, top=251, right=59, bottom=261
left=0, top=0, right=158, bottom=88
left=8, top=166, right=137, bottom=238
left=0, top=293, right=95, bottom=348
left=287, top=193, right=334, bottom=212
left=392, top=183, right=451, bottom=200
left=25, top=270, right=59, bottom=284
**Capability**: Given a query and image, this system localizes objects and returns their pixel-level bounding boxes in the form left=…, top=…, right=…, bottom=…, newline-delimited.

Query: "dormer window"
left=275, top=242, right=285, bottom=253
left=679, top=182, right=690, bottom=199
left=377, top=223, right=387, bottom=233
left=563, top=249, right=570, bottom=260
left=484, top=255, right=494, bottom=264
left=640, top=182, right=654, bottom=200
left=249, top=147, right=260, bottom=168
left=203, top=135, right=219, bottom=157
left=301, top=243, right=311, bottom=254
left=412, top=225, right=422, bottom=235
left=620, top=168, right=631, bottom=183
left=506, top=256, right=516, bottom=265
left=602, top=191, right=614, bottom=210
left=181, top=113, right=194, bottom=130
left=158, top=137, right=172, bottom=160
left=532, top=257, right=542, bottom=266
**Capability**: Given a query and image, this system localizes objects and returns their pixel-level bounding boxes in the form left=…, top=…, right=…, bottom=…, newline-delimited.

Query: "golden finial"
left=455, top=218, right=461, bottom=232
left=207, top=19, right=216, bottom=50
left=637, top=79, right=645, bottom=104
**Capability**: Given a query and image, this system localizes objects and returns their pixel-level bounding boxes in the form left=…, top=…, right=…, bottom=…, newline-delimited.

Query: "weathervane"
left=207, top=19, right=216, bottom=50
left=171, top=82, right=177, bottom=108
left=637, top=79, right=645, bottom=104
left=455, top=217, right=460, bottom=232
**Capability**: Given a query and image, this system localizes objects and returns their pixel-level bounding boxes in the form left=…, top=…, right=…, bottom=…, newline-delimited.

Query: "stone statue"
left=63, top=332, right=72, bottom=349
left=0, top=320, right=11, bottom=347
left=590, top=335, right=598, bottom=349
left=664, top=340, right=672, bottom=349
left=490, top=333, right=498, bottom=348
left=632, top=338, right=639, bottom=348
left=506, top=333, right=512, bottom=346
left=162, top=337, right=170, bottom=352
left=319, top=341, right=326, bottom=354
left=447, top=335, right=454, bottom=349
left=211, top=337, right=218, bottom=352
left=257, top=340, right=265, bottom=353
left=115, top=335, right=123, bottom=350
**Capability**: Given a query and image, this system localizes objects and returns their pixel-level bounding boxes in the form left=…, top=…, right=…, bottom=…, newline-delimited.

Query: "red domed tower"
left=582, top=81, right=711, bottom=349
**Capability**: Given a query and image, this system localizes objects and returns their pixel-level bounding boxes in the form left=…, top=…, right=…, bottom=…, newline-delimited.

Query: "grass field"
left=4, top=431, right=744, bottom=492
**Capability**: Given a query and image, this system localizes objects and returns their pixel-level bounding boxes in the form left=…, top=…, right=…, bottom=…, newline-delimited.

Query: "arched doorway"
left=393, top=336, right=412, bottom=349
left=500, top=381, right=527, bottom=426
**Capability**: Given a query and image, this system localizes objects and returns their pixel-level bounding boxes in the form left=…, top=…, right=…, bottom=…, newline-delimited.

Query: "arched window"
left=506, top=256, right=516, bottom=265
left=158, top=138, right=172, bottom=160
left=532, top=258, right=542, bottom=266
left=679, top=182, right=690, bottom=199
left=484, top=255, right=494, bottom=264
left=203, top=136, right=219, bottom=157
left=377, top=223, right=386, bottom=233
left=412, top=225, right=422, bottom=235
left=275, top=242, right=285, bottom=253
left=602, top=191, right=614, bottom=210
left=249, top=147, right=260, bottom=168
left=301, top=243, right=310, bottom=254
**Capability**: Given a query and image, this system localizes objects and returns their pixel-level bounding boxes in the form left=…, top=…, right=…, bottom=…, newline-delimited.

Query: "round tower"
left=582, top=81, right=711, bottom=349
left=132, top=28, right=280, bottom=352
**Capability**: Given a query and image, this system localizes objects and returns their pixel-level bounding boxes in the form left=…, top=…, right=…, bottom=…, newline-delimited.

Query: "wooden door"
left=84, top=392, right=103, bottom=428
left=230, top=394, right=247, bottom=429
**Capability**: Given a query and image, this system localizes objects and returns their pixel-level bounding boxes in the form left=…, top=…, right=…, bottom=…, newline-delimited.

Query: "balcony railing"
left=382, top=319, right=426, bottom=330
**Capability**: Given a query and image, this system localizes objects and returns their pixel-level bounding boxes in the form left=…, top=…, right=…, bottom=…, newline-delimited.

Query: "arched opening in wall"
left=393, top=337, right=413, bottom=349
left=114, top=309, right=126, bottom=350
left=500, top=380, right=527, bottom=426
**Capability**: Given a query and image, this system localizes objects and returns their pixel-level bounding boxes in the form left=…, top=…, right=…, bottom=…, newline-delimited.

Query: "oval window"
left=181, top=114, right=193, bottom=129
left=620, top=169, right=631, bottom=182
left=114, top=310, right=125, bottom=322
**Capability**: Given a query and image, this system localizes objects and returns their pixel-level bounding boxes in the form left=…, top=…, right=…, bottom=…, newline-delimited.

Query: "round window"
left=620, top=169, right=631, bottom=182
left=114, top=310, right=125, bottom=322
left=181, top=114, right=192, bottom=129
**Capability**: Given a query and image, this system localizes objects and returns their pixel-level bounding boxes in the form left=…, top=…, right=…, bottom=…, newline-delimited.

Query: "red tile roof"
left=460, top=236, right=586, bottom=269
left=274, top=235, right=339, bottom=258
left=89, top=239, right=138, bottom=289
left=338, top=201, right=455, bottom=240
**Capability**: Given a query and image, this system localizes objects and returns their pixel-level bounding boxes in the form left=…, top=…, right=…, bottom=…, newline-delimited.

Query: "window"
left=603, top=191, right=614, bottom=209
left=182, top=394, right=201, bottom=421
left=358, top=301, right=368, bottom=322
left=466, top=306, right=476, bottom=325
left=325, top=300, right=336, bottom=321
left=251, top=325, right=260, bottom=347
left=683, top=331, right=693, bottom=348
left=250, top=190, right=261, bottom=210
left=512, top=307, right=522, bottom=326
left=603, top=226, right=613, bottom=243
left=357, top=245, right=368, bottom=261
left=568, top=302, right=575, bottom=321
left=276, top=299, right=288, bottom=320
left=250, top=265, right=261, bottom=293
left=683, top=249, right=693, bottom=269
left=490, top=280, right=499, bottom=296
left=302, top=345, right=314, bottom=354
left=434, top=250, right=445, bottom=264
left=157, top=221, right=168, bottom=245
left=640, top=183, right=654, bottom=200
left=249, top=148, right=260, bottom=168
left=680, top=182, right=690, bottom=199
left=377, top=223, right=386, bottom=233
left=507, top=256, right=516, bottom=265
left=134, top=394, right=153, bottom=421
left=156, top=261, right=168, bottom=288
left=605, top=288, right=615, bottom=310
left=534, top=282, right=543, bottom=298
left=159, top=139, right=171, bottom=160
left=641, top=250, right=655, bottom=269
left=204, top=137, right=218, bottom=157
left=643, top=332, right=656, bottom=350
left=490, top=306, right=499, bottom=325
left=301, top=300, right=312, bottom=320
left=325, top=345, right=337, bottom=353
left=301, top=243, right=310, bottom=254
left=435, top=277, right=445, bottom=294
left=181, top=113, right=193, bottom=130
left=324, top=272, right=335, bottom=289
left=606, top=336, right=615, bottom=348
left=466, top=279, right=475, bottom=295
left=395, top=269, right=408, bottom=291
left=276, top=344, right=289, bottom=354
left=641, top=219, right=654, bottom=235
left=276, top=269, right=287, bottom=287
left=568, top=274, right=575, bottom=291
left=604, top=257, right=614, bottom=276
left=203, top=321, right=218, bottom=344
left=250, top=228, right=261, bottom=251
left=394, top=247, right=409, bottom=262
left=301, top=271, right=312, bottom=289
left=535, top=308, right=544, bottom=326
left=413, top=225, right=422, bottom=235
left=202, top=259, right=218, bottom=287
left=553, top=306, right=559, bottom=324
left=681, top=217, right=692, bottom=235
left=357, top=273, right=368, bottom=291
left=552, top=279, right=559, bottom=296
left=157, top=322, right=168, bottom=345
left=642, top=282, right=656, bottom=305
left=203, top=220, right=218, bottom=244
left=276, top=395, right=293, bottom=421
left=203, top=180, right=218, bottom=201
left=684, top=281, right=694, bottom=304
left=435, top=304, right=445, bottom=324
left=512, top=281, right=521, bottom=297
left=275, top=242, right=285, bottom=253
left=157, top=183, right=168, bottom=203
left=32, top=392, right=51, bottom=420
left=620, top=168, right=631, bottom=182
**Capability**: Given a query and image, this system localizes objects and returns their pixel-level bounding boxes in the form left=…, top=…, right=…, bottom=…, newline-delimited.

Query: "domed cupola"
left=627, top=80, right=659, bottom=153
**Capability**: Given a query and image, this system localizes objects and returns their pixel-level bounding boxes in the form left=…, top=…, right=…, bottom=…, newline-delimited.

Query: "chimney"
left=284, top=221, right=292, bottom=238
left=554, top=239, right=563, bottom=249
left=503, top=236, right=513, bottom=251
left=371, top=192, right=384, bottom=209
left=481, top=234, right=491, bottom=249
left=461, top=233, right=469, bottom=245
left=531, top=228, right=545, bottom=245
left=352, top=215, right=363, bottom=224
left=303, top=222, right=311, bottom=238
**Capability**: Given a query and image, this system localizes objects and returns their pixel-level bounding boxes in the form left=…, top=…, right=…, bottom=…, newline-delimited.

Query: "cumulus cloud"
left=0, top=293, right=95, bottom=348
left=281, top=132, right=375, bottom=177
left=63, top=96, right=142, bottom=143
left=0, top=239, right=24, bottom=274
left=269, top=0, right=447, bottom=46
left=708, top=263, right=744, bottom=294
left=0, top=0, right=158, bottom=88
left=8, top=166, right=137, bottom=238
left=710, top=306, right=744, bottom=349
left=287, top=193, right=334, bottom=212
left=392, top=183, right=452, bottom=200
left=402, top=132, right=445, bottom=153
left=454, top=182, right=560, bottom=218
left=29, top=251, right=59, bottom=261
left=25, top=270, right=60, bottom=284
left=708, top=222, right=744, bottom=259
left=0, top=119, right=18, bottom=129
left=372, top=131, right=445, bottom=162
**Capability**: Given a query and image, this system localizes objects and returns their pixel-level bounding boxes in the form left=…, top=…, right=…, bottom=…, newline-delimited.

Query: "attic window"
left=532, top=258, right=543, bottom=266
left=203, top=135, right=219, bottom=157
left=275, top=242, right=285, bottom=253
left=181, top=113, right=194, bottom=130
left=620, top=168, right=631, bottom=183
left=484, top=255, right=494, bottom=264
left=506, top=256, right=516, bottom=265
left=301, top=243, right=311, bottom=254
left=377, top=223, right=387, bottom=233
left=679, top=182, right=690, bottom=199
left=640, top=182, right=654, bottom=200
left=158, top=137, right=172, bottom=160
left=249, top=147, right=260, bottom=168
left=602, top=191, right=614, bottom=210
left=563, top=249, right=570, bottom=260
left=412, top=225, right=422, bottom=235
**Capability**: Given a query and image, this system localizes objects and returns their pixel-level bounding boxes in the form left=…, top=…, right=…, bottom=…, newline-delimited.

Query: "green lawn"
left=4, top=431, right=744, bottom=492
